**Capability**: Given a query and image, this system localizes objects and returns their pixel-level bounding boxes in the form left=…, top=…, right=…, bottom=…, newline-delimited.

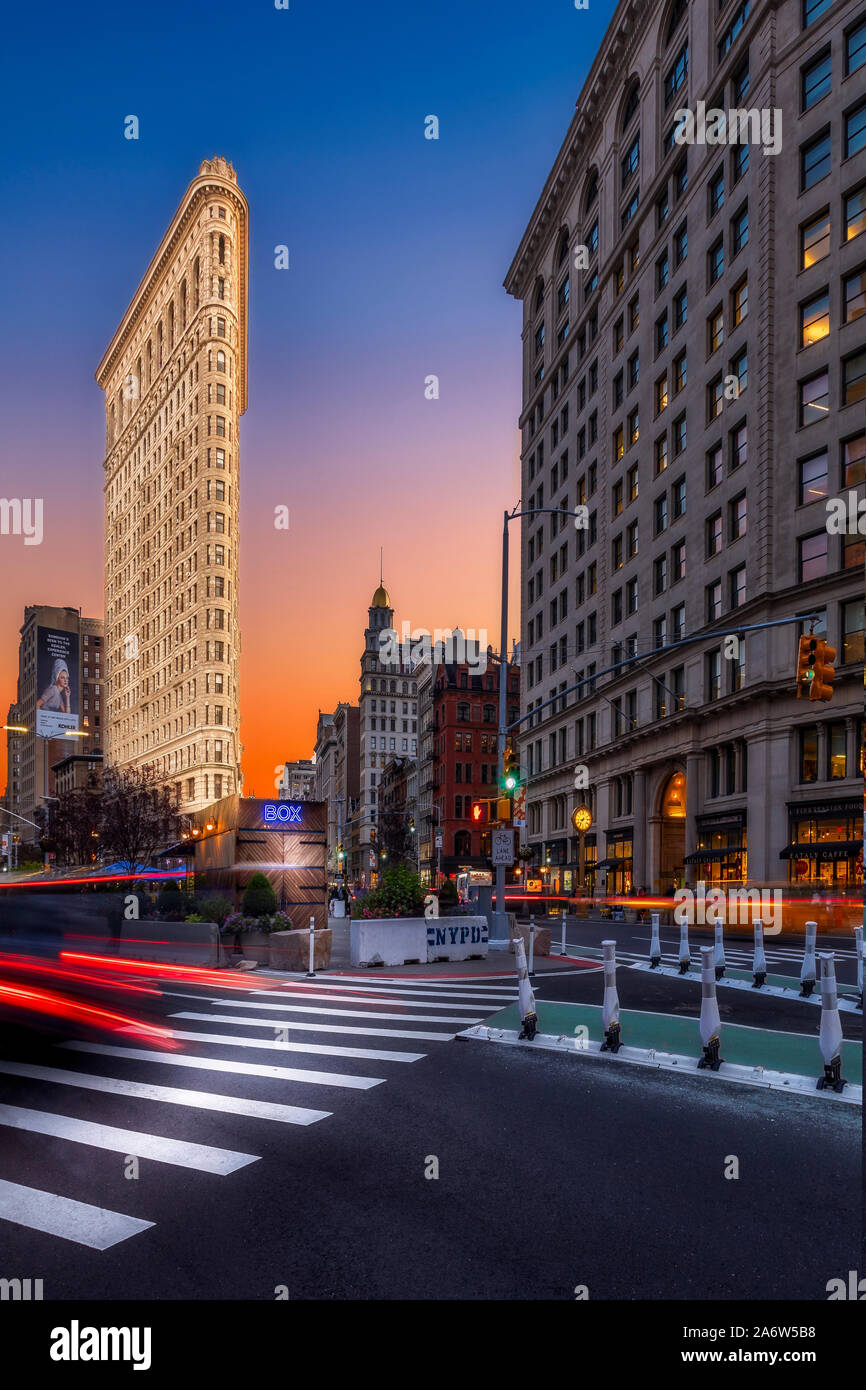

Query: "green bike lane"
left=471, top=998, right=862, bottom=1083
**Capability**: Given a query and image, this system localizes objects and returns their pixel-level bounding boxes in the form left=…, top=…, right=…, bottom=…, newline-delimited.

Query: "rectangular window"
left=801, top=130, right=831, bottom=189
left=708, top=307, right=724, bottom=353
left=673, top=413, right=687, bottom=455
left=672, top=538, right=686, bottom=581
left=656, top=373, right=669, bottom=415
left=844, top=269, right=866, bottom=323
left=665, top=44, right=688, bottom=108
left=674, top=221, right=688, bottom=264
left=708, top=238, right=724, bottom=285
left=729, top=564, right=747, bottom=609
left=799, top=449, right=829, bottom=504
left=718, top=0, right=749, bottom=61
left=655, top=494, right=668, bottom=534
left=803, top=0, right=832, bottom=26
left=730, top=492, right=747, bottom=538
left=846, top=102, right=866, bottom=158
left=828, top=722, right=847, bottom=779
left=654, top=555, right=668, bottom=595
left=800, top=727, right=819, bottom=784
left=842, top=598, right=865, bottom=664
left=802, top=51, right=832, bottom=110
left=706, top=511, right=723, bottom=557
left=655, top=434, right=669, bottom=475
left=798, top=531, right=828, bottom=580
left=801, top=210, right=831, bottom=268
left=731, top=206, right=749, bottom=254
left=732, top=277, right=748, bottom=327
left=674, top=350, right=687, bottom=393
left=656, top=251, right=669, bottom=292
left=709, top=168, right=725, bottom=217
left=656, top=312, right=669, bottom=353
left=706, top=581, right=723, bottom=622
left=732, top=142, right=749, bottom=183
left=848, top=18, right=866, bottom=74
left=707, top=443, right=724, bottom=490
left=843, top=349, right=866, bottom=405
left=843, top=433, right=866, bottom=486
left=800, top=370, right=829, bottom=424
left=845, top=184, right=866, bottom=241
left=708, top=375, right=724, bottom=421
left=706, top=650, right=722, bottom=701
left=674, top=286, right=687, bottom=329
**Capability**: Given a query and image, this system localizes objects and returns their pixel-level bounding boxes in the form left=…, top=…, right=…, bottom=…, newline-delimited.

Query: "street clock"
left=572, top=805, right=593, bottom=832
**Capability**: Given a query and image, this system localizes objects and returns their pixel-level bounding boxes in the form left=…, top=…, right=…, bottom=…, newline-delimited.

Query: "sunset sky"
left=0, top=0, right=611, bottom=796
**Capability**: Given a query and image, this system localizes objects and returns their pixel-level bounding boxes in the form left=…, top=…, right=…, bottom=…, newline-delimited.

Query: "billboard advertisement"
left=35, top=626, right=79, bottom=737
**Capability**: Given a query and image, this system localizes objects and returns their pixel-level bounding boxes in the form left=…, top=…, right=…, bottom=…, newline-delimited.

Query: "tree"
left=98, top=765, right=180, bottom=879
left=242, top=871, right=277, bottom=918
left=34, top=787, right=102, bottom=868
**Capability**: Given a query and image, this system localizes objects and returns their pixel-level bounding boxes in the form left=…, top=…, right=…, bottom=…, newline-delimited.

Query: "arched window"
left=193, top=257, right=200, bottom=312
left=583, top=169, right=599, bottom=215
left=157, top=321, right=163, bottom=367
left=168, top=302, right=175, bottom=349
left=216, top=350, right=226, bottom=372
left=483, top=704, right=496, bottom=723
left=454, top=830, right=471, bottom=856
left=457, top=702, right=470, bottom=722
left=622, top=81, right=640, bottom=130
left=180, top=280, right=187, bottom=329
left=218, top=235, right=225, bottom=265
left=665, top=0, right=687, bottom=47
left=556, top=228, right=570, bottom=267
left=534, top=278, right=545, bottom=313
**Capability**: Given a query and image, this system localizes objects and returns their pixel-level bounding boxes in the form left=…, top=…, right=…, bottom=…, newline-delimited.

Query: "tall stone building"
left=357, top=585, right=418, bottom=886
left=2, top=605, right=103, bottom=841
left=505, top=0, right=864, bottom=899
left=95, top=156, right=248, bottom=813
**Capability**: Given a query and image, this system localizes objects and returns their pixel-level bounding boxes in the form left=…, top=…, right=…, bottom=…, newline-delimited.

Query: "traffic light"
left=409, top=817, right=416, bottom=834
left=502, top=741, right=519, bottom=793
left=337, top=844, right=344, bottom=864
left=370, top=826, right=377, bottom=844
left=809, top=638, right=836, bottom=702
left=796, top=634, right=818, bottom=697
left=496, top=797, right=512, bottom=822
left=470, top=800, right=488, bottom=824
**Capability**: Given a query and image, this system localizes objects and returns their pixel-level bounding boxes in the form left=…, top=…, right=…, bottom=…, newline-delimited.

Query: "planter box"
left=269, top=928, right=332, bottom=972
left=509, top=921, right=551, bottom=956
left=350, top=918, right=427, bottom=968
left=426, top=916, right=488, bottom=961
left=223, top=928, right=271, bottom=966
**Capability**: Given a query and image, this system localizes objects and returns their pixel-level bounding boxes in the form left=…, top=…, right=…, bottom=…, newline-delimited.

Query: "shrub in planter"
left=221, top=911, right=247, bottom=936
left=157, top=878, right=188, bottom=920
left=195, top=894, right=234, bottom=927
left=242, top=872, right=277, bottom=919
left=269, top=911, right=295, bottom=934
left=351, top=865, right=426, bottom=920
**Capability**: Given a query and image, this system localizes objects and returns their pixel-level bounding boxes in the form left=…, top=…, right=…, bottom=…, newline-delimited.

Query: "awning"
left=155, top=843, right=194, bottom=859
left=780, top=841, right=862, bottom=861
left=595, top=857, right=630, bottom=870
left=685, top=847, right=744, bottom=863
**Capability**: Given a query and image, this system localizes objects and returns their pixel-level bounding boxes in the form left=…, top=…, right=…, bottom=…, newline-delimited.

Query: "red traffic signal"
left=470, top=801, right=488, bottom=824
left=809, top=639, right=836, bottom=702
left=796, top=633, right=818, bottom=697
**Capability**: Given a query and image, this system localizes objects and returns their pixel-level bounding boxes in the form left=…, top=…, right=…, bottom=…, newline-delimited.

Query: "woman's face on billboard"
left=56, top=669, right=69, bottom=690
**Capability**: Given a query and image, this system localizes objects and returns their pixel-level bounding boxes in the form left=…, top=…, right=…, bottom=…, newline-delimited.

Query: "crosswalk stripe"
left=170, top=1011, right=456, bottom=1042
left=194, top=999, right=480, bottom=1025
left=166, top=989, right=491, bottom=1014
left=0, top=1177, right=153, bottom=1250
left=153, top=1028, right=426, bottom=1063
left=0, top=1061, right=331, bottom=1127
left=310, top=977, right=517, bottom=990
left=0, top=1103, right=259, bottom=1175
left=62, top=1042, right=384, bottom=1089
left=271, top=982, right=515, bottom=1003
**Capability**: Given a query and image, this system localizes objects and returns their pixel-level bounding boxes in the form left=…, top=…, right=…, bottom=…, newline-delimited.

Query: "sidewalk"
left=321, top=917, right=578, bottom=978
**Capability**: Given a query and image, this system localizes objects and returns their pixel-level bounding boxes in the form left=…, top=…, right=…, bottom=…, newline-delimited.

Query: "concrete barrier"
left=509, top=920, right=551, bottom=956
left=270, top=928, right=332, bottom=972
left=349, top=918, right=427, bottom=968
left=426, top=916, right=488, bottom=961
left=112, top=921, right=221, bottom=967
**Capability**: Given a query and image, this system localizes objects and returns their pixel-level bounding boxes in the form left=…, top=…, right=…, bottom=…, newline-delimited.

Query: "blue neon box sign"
left=262, top=802, right=304, bottom=829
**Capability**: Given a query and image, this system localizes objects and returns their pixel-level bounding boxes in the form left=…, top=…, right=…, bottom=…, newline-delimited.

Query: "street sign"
left=513, top=784, right=526, bottom=827
left=491, top=827, right=515, bottom=866
left=434, top=830, right=443, bottom=849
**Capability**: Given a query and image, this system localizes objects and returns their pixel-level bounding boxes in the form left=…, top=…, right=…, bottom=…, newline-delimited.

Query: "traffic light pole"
left=491, top=509, right=510, bottom=947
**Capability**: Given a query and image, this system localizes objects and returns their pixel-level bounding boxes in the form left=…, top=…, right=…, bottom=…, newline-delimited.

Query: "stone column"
left=845, top=717, right=858, bottom=780
left=684, top=752, right=702, bottom=888
left=816, top=722, right=828, bottom=783
left=632, top=769, right=647, bottom=889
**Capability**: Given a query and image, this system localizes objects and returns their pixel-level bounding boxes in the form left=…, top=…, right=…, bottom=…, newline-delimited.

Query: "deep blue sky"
left=0, top=0, right=615, bottom=782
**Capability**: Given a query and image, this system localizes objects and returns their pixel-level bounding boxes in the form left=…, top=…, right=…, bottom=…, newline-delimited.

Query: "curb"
left=456, top=1024, right=863, bottom=1105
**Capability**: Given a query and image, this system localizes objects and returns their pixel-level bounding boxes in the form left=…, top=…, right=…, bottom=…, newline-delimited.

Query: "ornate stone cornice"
left=95, top=157, right=249, bottom=415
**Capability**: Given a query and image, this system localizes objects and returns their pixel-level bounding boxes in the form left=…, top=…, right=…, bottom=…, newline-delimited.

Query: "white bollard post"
left=697, top=945, right=723, bottom=1070
left=677, top=915, right=691, bottom=974
left=306, top=915, right=316, bottom=979
left=713, top=922, right=726, bottom=980
left=800, top=920, right=818, bottom=997
left=528, top=915, right=535, bottom=976
left=599, top=939, right=622, bottom=1052
left=752, top=918, right=767, bottom=989
left=561, top=908, right=567, bottom=959
left=515, top=934, right=538, bottom=1040
left=816, top=952, right=847, bottom=1092
left=649, top=912, right=661, bottom=969
left=854, top=925, right=863, bottom=1010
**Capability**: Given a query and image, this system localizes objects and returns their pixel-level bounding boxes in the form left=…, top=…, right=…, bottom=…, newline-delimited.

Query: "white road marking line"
left=0, top=1177, right=154, bottom=1250
left=62, top=1042, right=384, bottom=1089
left=270, top=983, right=515, bottom=1003
left=194, top=998, right=480, bottom=1025
left=140, top=1028, right=425, bottom=1063
left=164, top=989, right=492, bottom=1014
left=0, top=1103, right=259, bottom=1175
left=170, top=1011, right=456, bottom=1042
left=0, top=1060, right=330, bottom=1127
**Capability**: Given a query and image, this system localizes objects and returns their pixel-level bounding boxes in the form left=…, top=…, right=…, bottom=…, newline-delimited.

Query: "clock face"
left=572, top=806, right=593, bottom=832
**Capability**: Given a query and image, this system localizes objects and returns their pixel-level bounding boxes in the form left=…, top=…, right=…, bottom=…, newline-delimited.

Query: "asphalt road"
left=0, top=966, right=859, bottom=1301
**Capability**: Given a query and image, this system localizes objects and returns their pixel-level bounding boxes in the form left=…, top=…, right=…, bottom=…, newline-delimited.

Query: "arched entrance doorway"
left=659, top=771, right=686, bottom=891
